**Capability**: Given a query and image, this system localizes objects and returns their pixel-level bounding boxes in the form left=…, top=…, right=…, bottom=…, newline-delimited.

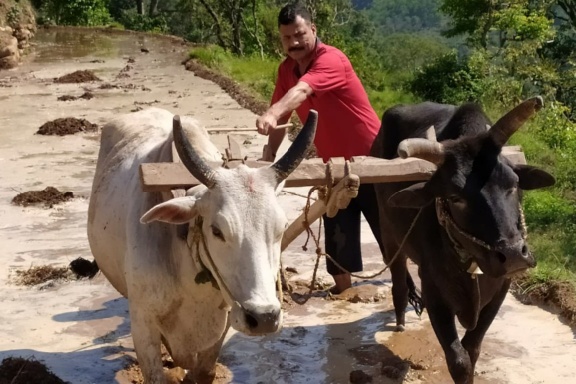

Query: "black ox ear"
left=514, top=164, right=556, bottom=190
left=388, top=182, right=434, bottom=208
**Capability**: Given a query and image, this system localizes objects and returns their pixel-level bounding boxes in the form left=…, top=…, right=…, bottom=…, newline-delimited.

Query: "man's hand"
left=256, top=112, right=278, bottom=136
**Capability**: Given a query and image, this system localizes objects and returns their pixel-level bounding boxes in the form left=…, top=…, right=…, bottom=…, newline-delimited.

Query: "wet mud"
left=1, top=26, right=576, bottom=384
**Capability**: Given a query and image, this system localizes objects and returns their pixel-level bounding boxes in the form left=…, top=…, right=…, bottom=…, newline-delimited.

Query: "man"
left=256, top=3, right=384, bottom=294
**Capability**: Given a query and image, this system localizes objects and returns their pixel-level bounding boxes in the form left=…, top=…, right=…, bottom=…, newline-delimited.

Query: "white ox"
left=86, top=107, right=317, bottom=383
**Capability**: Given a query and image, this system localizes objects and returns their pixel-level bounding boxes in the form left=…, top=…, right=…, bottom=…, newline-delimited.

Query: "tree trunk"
left=149, top=0, right=160, bottom=17
left=136, top=0, right=144, bottom=15
left=198, top=0, right=228, bottom=49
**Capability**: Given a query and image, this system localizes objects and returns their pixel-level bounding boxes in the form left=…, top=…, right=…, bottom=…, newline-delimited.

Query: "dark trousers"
left=323, top=183, right=385, bottom=276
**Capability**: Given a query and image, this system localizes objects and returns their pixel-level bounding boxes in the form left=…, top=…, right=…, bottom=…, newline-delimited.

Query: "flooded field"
left=0, top=27, right=575, bottom=383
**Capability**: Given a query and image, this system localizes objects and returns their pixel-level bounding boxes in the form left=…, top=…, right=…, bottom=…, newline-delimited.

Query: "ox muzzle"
left=494, top=238, right=536, bottom=275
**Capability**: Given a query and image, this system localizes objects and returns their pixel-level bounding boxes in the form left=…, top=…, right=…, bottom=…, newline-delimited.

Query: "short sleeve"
left=300, top=52, right=347, bottom=96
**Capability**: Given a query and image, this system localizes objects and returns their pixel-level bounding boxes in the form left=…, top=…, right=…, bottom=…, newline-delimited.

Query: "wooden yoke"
left=281, top=158, right=359, bottom=252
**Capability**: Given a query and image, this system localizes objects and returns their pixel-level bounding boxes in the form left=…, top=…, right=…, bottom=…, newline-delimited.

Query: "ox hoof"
left=164, top=367, right=186, bottom=383
left=395, top=324, right=405, bottom=332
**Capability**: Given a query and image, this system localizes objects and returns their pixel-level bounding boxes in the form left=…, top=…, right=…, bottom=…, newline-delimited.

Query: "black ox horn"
left=271, top=109, right=318, bottom=182
left=173, top=115, right=217, bottom=189
left=489, top=96, right=543, bottom=147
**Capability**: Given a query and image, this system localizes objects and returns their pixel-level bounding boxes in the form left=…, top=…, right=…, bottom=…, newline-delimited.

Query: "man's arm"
left=257, top=81, right=313, bottom=161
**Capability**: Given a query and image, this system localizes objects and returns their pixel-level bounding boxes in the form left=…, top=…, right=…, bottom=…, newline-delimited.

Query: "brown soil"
left=57, top=91, right=94, bottom=101
left=117, top=350, right=233, bottom=384
left=69, top=257, right=99, bottom=279
left=36, top=117, right=98, bottom=136
left=512, top=274, right=576, bottom=327
left=184, top=59, right=269, bottom=116
left=0, top=357, right=68, bottom=384
left=12, top=186, right=74, bottom=207
left=13, top=265, right=72, bottom=286
left=53, top=70, right=101, bottom=83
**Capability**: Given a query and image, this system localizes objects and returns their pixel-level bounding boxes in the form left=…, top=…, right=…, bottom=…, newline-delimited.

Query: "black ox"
left=370, top=97, right=555, bottom=383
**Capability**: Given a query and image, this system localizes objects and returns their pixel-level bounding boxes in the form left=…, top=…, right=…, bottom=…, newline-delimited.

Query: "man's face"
left=279, top=15, right=317, bottom=61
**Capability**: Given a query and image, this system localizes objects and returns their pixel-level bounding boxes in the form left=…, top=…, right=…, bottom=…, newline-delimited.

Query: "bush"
left=41, top=0, right=112, bottom=26
left=118, top=10, right=168, bottom=33
left=523, top=190, right=576, bottom=230
left=408, top=50, right=485, bottom=104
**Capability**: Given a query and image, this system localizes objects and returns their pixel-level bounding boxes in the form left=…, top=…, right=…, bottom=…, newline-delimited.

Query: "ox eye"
left=211, top=225, right=225, bottom=241
left=507, top=187, right=518, bottom=196
left=448, top=195, right=464, bottom=204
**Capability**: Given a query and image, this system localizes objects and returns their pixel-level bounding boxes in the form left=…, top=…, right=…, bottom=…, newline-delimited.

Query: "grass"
left=188, top=44, right=576, bottom=296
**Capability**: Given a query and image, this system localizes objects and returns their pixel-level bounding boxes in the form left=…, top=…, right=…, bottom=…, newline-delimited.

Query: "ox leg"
left=188, top=317, right=231, bottom=384
left=130, top=307, right=166, bottom=384
left=461, top=280, right=510, bottom=372
left=389, top=255, right=410, bottom=331
left=425, top=291, right=473, bottom=384
left=380, top=229, right=409, bottom=330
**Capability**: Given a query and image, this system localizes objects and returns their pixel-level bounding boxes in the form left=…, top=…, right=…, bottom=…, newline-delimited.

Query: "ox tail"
left=69, top=257, right=100, bottom=279
left=406, top=273, right=424, bottom=317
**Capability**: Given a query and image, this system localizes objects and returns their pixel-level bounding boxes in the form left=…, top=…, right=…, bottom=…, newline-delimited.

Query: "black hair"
left=278, top=2, right=313, bottom=27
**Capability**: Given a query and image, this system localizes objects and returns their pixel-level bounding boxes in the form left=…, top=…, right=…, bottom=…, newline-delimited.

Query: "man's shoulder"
left=316, top=43, right=349, bottom=64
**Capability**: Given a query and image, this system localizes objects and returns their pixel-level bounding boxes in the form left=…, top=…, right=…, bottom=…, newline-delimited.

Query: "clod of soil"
left=69, top=257, right=99, bottom=279
left=57, top=92, right=94, bottom=101
left=12, top=187, right=74, bottom=208
left=0, top=357, right=68, bottom=384
left=350, top=369, right=373, bottom=383
left=37, top=117, right=98, bottom=136
left=99, top=83, right=118, bottom=89
left=54, top=70, right=101, bottom=83
left=14, top=265, right=72, bottom=286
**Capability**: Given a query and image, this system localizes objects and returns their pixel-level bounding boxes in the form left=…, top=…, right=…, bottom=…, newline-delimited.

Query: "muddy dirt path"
left=0, top=27, right=575, bottom=384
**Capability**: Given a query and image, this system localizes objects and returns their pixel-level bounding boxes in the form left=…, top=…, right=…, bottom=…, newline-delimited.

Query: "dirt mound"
left=12, top=187, right=74, bottom=207
left=14, top=265, right=72, bottom=286
left=57, top=92, right=94, bottom=101
left=37, top=117, right=98, bottom=135
left=185, top=59, right=269, bottom=116
left=0, top=357, right=68, bottom=384
left=512, top=275, right=576, bottom=326
left=54, top=70, right=101, bottom=83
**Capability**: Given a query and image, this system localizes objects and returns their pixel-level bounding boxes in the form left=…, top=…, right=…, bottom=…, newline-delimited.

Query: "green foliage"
left=367, top=0, right=443, bottom=33
left=42, top=0, right=112, bottom=26
left=524, top=190, right=576, bottom=230
left=189, top=46, right=278, bottom=101
left=7, top=5, right=21, bottom=27
left=408, top=50, right=485, bottom=103
left=118, top=10, right=168, bottom=33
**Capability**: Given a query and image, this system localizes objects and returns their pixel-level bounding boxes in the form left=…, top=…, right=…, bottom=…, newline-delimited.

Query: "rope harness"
left=435, top=197, right=528, bottom=278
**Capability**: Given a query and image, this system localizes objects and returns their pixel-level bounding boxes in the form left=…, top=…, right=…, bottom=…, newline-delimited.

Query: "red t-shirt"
left=271, top=42, right=381, bottom=161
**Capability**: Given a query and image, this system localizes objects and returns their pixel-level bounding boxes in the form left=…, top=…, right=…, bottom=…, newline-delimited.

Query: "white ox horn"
left=398, top=138, right=446, bottom=166
left=271, top=109, right=318, bottom=182
left=173, top=115, right=217, bottom=189
left=425, top=125, right=437, bottom=141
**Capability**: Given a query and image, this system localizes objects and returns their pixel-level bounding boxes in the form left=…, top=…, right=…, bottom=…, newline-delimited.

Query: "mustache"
left=288, top=47, right=305, bottom=52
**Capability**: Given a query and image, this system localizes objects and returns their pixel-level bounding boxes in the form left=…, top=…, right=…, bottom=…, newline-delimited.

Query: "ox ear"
left=388, top=182, right=434, bottom=208
left=514, top=164, right=556, bottom=190
left=140, top=196, right=199, bottom=225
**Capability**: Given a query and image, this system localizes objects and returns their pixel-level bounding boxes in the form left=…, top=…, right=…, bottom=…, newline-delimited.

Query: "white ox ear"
left=140, top=196, right=200, bottom=224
